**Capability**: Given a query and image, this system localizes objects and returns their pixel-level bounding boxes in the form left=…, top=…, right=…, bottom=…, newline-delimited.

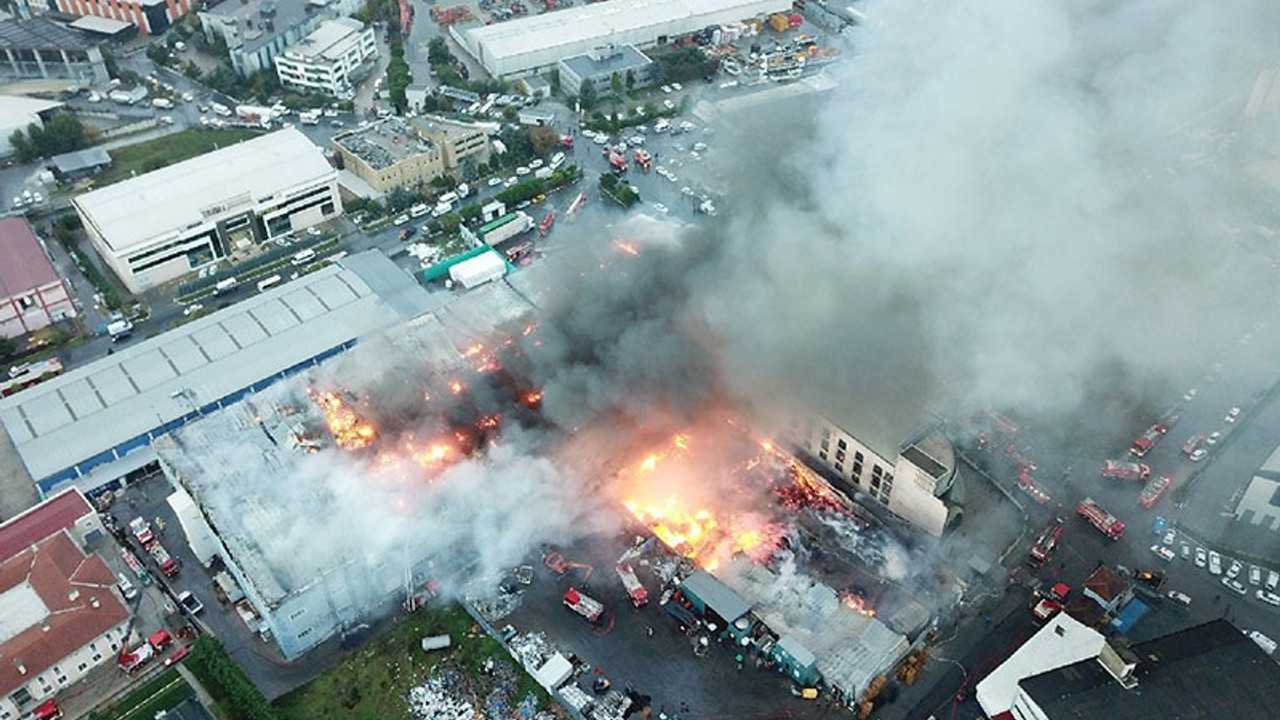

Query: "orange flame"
left=840, top=590, right=877, bottom=618
left=312, top=390, right=376, bottom=450
left=614, top=241, right=640, bottom=257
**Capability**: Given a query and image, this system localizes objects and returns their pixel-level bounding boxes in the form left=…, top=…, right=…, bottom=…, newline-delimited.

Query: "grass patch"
left=94, top=129, right=264, bottom=188
left=274, top=604, right=546, bottom=720
left=92, top=668, right=193, bottom=720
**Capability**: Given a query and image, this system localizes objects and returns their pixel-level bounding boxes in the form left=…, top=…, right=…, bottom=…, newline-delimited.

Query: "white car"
left=1250, top=565, right=1263, bottom=586
left=1225, top=407, right=1241, bottom=423
left=651, top=202, right=668, bottom=214
left=393, top=214, right=410, bottom=226
left=488, top=177, right=502, bottom=187
left=1190, top=448, right=1208, bottom=462
left=1259, top=590, right=1280, bottom=607
left=1195, top=547, right=1207, bottom=567
left=1180, top=543, right=1191, bottom=560
left=504, top=177, right=518, bottom=187
left=671, top=82, right=683, bottom=91
left=1209, top=551, right=1222, bottom=575
left=664, top=99, right=676, bottom=110
left=178, top=590, right=204, bottom=615
left=1269, top=570, right=1280, bottom=592
left=1227, top=560, right=1243, bottom=579
left=1166, top=590, right=1191, bottom=607
left=516, top=166, right=530, bottom=176
left=1162, top=529, right=1176, bottom=546
left=660, top=84, right=673, bottom=94
left=1183, top=388, right=1198, bottom=401
left=1206, top=431, right=1221, bottom=445
left=592, top=134, right=609, bottom=145
left=1222, top=577, right=1247, bottom=595
left=1150, top=545, right=1175, bottom=563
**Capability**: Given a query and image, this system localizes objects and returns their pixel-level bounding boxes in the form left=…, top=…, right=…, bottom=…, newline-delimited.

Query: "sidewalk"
left=175, top=664, right=217, bottom=711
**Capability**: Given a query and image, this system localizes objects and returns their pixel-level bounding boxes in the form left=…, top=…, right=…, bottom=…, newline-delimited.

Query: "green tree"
left=385, top=187, right=419, bottom=212
left=0, top=336, right=17, bottom=360
left=9, top=130, right=31, bottom=163
left=577, top=83, right=597, bottom=112
left=183, top=61, right=202, bottom=80
left=428, top=37, right=453, bottom=66
left=527, top=125, right=558, bottom=157
left=610, top=72, right=622, bottom=98
left=625, top=69, right=635, bottom=91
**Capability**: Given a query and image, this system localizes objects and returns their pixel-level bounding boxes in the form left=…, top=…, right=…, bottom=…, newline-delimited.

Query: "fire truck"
left=1032, top=582, right=1070, bottom=622
left=632, top=149, right=652, bottom=171
left=538, top=210, right=554, bottom=237
left=120, top=548, right=152, bottom=586
left=563, top=587, right=604, bottom=623
left=1078, top=497, right=1125, bottom=540
left=606, top=149, right=628, bottom=173
left=1138, top=475, right=1172, bottom=508
left=615, top=562, right=649, bottom=607
left=1028, top=517, right=1064, bottom=566
left=1129, top=424, right=1168, bottom=457
left=1101, top=459, right=1151, bottom=482
left=148, top=542, right=180, bottom=578
left=129, top=517, right=155, bottom=547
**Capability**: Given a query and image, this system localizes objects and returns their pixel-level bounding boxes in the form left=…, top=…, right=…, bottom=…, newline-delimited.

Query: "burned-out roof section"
left=1020, top=620, right=1280, bottom=720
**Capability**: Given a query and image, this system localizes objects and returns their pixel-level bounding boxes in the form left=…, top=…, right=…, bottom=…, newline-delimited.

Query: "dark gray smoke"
left=528, top=0, right=1280, bottom=443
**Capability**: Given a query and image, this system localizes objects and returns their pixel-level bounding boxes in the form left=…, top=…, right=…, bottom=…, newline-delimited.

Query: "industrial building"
left=0, top=216, right=76, bottom=339
left=0, top=489, right=126, bottom=720
left=0, top=17, right=110, bottom=85
left=198, top=0, right=363, bottom=77
left=557, top=44, right=654, bottom=98
left=52, top=0, right=190, bottom=36
left=333, top=116, right=490, bottom=193
left=72, top=128, right=341, bottom=293
left=154, top=281, right=536, bottom=659
left=274, top=17, right=377, bottom=97
left=1233, top=442, right=1280, bottom=531
left=975, top=613, right=1105, bottom=720
left=0, top=252, right=438, bottom=499
left=996, top=620, right=1280, bottom=720
left=456, top=0, right=789, bottom=78
left=671, top=561, right=910, bottom=702
left=0, top=95, right=62, bottom=158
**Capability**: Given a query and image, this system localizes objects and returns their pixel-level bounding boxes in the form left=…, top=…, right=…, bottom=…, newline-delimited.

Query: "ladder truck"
left=1078, top=497, right=1126, bottom=540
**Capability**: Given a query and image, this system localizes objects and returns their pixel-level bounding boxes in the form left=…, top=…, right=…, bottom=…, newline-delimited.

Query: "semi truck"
left=615, top=562, right=649, bottom=607
left=1138, top=475, right=1172, bottom=508
left=563, top=587, right=604, bottom=623
left=1101, top=459, right=1151, bottom=481
left=1078, top=497, right=1125, bottom=540
left=479, top=211, right=534, bottom=246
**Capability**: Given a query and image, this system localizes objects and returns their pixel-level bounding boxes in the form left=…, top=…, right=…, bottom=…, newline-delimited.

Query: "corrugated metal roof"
left=681, top=569, right=750, bottom=621
left=0, top=253, right=425, bottom=488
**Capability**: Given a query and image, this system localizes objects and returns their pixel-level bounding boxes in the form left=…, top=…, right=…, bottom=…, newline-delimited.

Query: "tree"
left=501, top=106, right=518, bottom=121
left=11, top=113, right=91, bottom=162
left=8, top=130, right=31, bottom=163
left=0, top=336, right=17, bottom=360
left=183, top=61, right=202, bottom=80
left=577, top=83, right=597, bottom=112
left=385, top=187, right=419, bottom=212
left=625, top=69, right=635, bottom=91
left=527, top=125, right=559, bottom=157
left=428, top=37, right=453, bottom=66
left=610, top=72, right=622, bottom=98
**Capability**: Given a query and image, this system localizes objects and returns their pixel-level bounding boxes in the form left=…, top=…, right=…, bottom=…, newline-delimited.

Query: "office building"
left=275, top=18, right=377, bottom=97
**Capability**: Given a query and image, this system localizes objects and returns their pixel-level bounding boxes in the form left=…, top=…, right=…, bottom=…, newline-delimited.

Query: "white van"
left=257, top=275, right=283, bottom=292
left=431, top=202, right=454, bottom=218
left=409, top=203, right=430, bottom=218
left=437, top=191, right=459, bottom=206
left=291, top=248, right=316, bottom=266
left=214, top=277, right=239, bottom=294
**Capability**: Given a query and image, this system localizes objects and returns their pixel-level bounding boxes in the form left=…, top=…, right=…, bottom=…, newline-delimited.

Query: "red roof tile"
left=0, top=489, right=93, bottom=563
left=0, top=217, right=59, bottom=299
left=0, top=532, right=128, bottom=696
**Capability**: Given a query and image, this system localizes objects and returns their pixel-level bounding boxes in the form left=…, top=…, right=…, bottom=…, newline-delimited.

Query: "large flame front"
left=621, top=432, right=785, bottom=571
left=312, top=390, right=376, bottom=450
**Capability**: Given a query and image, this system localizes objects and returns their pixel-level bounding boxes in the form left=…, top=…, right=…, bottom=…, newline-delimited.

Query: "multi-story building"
left=274, top=17, right=377, bottom=97
left=72, top=128, right=341, bottom=293
left=557, top=44, right=653, bottom=98
left=0, top=217, right=76, bottom=339
left=53, top=0, right=192, bottom=36
left=789, top=405, right=959, bottom=537
left=333, top=116, right=490, bottom=194
left=0, top=17, right=110, bottom=85
left=198, top=0, right=363, bottom=77
left=0, top=489, right=127, bottom=720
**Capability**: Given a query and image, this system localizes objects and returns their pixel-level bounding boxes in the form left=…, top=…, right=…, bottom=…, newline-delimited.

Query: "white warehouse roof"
left=0, top=252, right=438, bottom=493
left=974, top=613, right=1105, bottom=718
left=72, top=128, right=335, bottom=256
left=459, top=0, right=789, bottom=77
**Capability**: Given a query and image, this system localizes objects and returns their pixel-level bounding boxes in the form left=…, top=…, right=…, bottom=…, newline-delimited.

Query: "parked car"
left=1195, top=547, right=1207, bottom=567
left=178, top=591, right=204, bottom=615
left=1150, top=545, right=1175, bottom=563
left=1226, top=407, right=1241, bottom=423
left=1222, top=577, right=1247, bottom=595
left=1166, top=590, right=1191, bottom=607
left=1257, top=590, right=1280, bottom=607
left=1209, top=551, right=1222, bottom=575
left=1227, top=560, right=1243, bottom=579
